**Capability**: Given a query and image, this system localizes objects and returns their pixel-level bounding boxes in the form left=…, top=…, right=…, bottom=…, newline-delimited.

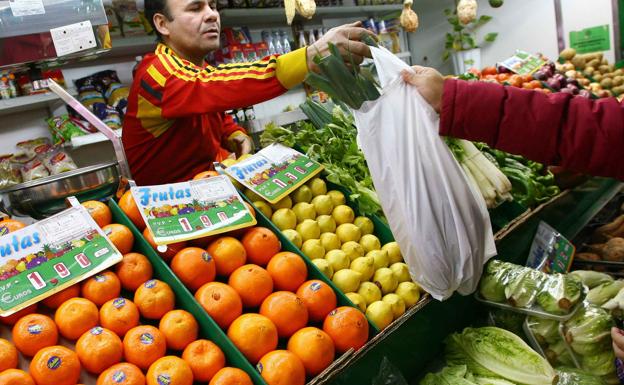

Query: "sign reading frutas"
left=132, top=176, right=256, bottom=246
left=224, top=143, right=323, bottom=204
left=570, top=25, right=611, bottom=54
left=0, top=206, right=122, bottom=316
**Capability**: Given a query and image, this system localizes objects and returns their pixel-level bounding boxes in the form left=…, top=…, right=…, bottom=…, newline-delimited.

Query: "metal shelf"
left=0, top=90, right=77, bottom=116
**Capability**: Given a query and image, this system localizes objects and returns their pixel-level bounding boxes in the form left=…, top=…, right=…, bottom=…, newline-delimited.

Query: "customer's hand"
left=612, top=327, right=624, bottom=360
left=401, top=65, right=444, bottom=113
left=307, top=22, right=375, bottom=72
left=231, top=133, right=254, bottom=157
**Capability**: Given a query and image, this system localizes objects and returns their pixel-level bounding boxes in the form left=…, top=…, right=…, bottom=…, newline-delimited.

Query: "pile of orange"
left=164, top=225, right=371, bottom=385
left=0, top=223, right=253, bottom=385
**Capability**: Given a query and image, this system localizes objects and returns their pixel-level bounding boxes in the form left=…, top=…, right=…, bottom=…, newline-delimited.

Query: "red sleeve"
left=440, top=79, right=624, bottom=180
left=220, top=113, right=246, bottom=143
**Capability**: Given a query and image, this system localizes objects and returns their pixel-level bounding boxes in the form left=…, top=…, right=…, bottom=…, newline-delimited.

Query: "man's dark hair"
left=145, top=0, right=173, bottom=41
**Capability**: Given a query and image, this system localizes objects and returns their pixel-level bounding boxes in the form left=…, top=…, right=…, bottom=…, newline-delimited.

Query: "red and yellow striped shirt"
left=122, top=43, right=308, bottom=185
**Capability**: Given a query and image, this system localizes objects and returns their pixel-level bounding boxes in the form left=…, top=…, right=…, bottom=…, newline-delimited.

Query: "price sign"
left=132, top=176, right=256, bottom=246
left=0, top=206, right=122, bottom=316
left=224, top=144, right=323, bottom=204
left=499, top=50, right=546, bottom=75
left=526, top=221, right=575, bottom=273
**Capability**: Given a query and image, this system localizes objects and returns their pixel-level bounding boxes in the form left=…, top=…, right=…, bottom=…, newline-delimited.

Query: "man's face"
left=160, top=0, right=221, bottom=59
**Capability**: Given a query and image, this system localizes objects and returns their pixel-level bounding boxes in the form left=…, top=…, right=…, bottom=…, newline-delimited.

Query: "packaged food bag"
left=352, top=47, right=496, bottom=300
left=41, top=147, right=78, bottom=175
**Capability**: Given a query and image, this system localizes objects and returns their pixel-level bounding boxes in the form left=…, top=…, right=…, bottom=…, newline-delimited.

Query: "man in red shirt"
left=122, top=0, right=372, bottom=185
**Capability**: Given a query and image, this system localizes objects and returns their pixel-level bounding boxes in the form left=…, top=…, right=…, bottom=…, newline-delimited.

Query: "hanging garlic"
left=457, top=0, right=477, bottom=25
left=285, top=0, right=296, bottom=24
left=295, top=0, right=316, bottom=19
left=400, top=0, right=418, bottom=32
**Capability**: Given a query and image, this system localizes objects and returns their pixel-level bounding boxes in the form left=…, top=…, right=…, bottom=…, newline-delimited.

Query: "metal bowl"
left=0, top=161, right=120, bottom=219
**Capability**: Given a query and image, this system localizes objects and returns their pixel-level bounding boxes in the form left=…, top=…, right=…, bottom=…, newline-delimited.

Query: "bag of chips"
left=0, top=154, right=22, bottom=189
left=47, top=115, right=88, bottom=144
left=21, top=158, right=49, bottom=182
left=16, top=138, right=52, bottom=159
left=41, top=147, right=78, bottom=175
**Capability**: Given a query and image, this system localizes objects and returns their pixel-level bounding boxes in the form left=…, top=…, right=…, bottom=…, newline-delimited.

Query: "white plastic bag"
left=353, top=47, right=496, bottom=300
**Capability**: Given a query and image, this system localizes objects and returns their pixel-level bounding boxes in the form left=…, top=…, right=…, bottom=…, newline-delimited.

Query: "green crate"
left=108, top=199, right=269, bottom=385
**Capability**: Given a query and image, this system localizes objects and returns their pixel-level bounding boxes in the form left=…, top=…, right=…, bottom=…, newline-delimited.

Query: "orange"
left=0, top=338, right=18, bottom=371
left=287, top=327, right=335, bottom=376
left=116, top=252, right=154, bottom=291
left=0, top=369, right=36, bottom=385
left=76, top=327, right=123, bottom=374
left=29, top=345, right=81, bottom=385
left=258, top=350, right=305, bottom=385
left=207, top=237, right=247, bottom=276
left=193, top=170, right=219, bottom=180
left=182, top=339, right=225, bottom=382
left=134, top=279, right=175, bottom=319
left=12, top=314, right=58, bottom=356
left=267, top=252, right=308, bottom=292
left=227, top=314, right=278, bottom=364
left=82, top=200, right=112, bottom=228
left=209, top=367, right=253, bottom=385
left=260, top=291, right=308, bottom=338
left=228, top=264, right=273, bottom=308
left=54, top=297, right=99, bottom=340
left=103, top=223, right=135, bottom=254
left=159, top=310, right=198, bottom=351
left=171, top=247, right=216, bottom=291
left=146, top=356, right=193, bottom=385
left=123, top=325, right=167, bottom=370
left=241, top=227, right=281, bottom=266
left=100, top=297, right=140, bottom=337
left=82, top=271, right=122, bottom=306
left=0, top=303, right=37, bottom=325
left=119, top=191, right=146, bottom=230
left=195, top=282, right=242, bottom=329
left=143, top=227, right=187, bottom=262
left=323, top=306, right=369, bottom=353
left=296, top=280, right=337, bottom=322
left=42, top=284, right=80, bottom=309
left=97, top=363, right=146, bottom=385
left=0, top=218, right=26, bottom=234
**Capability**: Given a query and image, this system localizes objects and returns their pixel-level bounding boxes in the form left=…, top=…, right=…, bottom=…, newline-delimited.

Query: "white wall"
left=559, top=0, right=616, bottom=63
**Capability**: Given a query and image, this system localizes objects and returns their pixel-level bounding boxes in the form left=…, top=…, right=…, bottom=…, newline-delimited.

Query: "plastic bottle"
left=7, top=74, right=17, bottom=98
left=281, top=31, right=291, bottom=53
left=298, top=30, right=307, bottom=48
left=308, top=30, right=316, bottom=45
left=0, top=77, right=10, bottom=100
left=273, top=31, right=284, bottom=55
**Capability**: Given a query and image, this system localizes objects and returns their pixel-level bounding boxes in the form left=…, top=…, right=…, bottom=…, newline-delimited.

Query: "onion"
left=533, top=71, right=548, bottom=81
left=566, top=84, right=579, bottom=95
left=560, top=87, right=574, bottom=95
left=546, top=78, right=561, bottom=90
left=579, top=90, right=592, bottom=98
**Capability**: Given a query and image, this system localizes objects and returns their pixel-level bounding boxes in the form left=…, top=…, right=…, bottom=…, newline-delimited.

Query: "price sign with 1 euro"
left=0, top=203, right=123, bottom=316
left=132, top=175, right=256, bottom=246
left=223, top=143, right=323, bottom=204
left=526, top=221, right=575, bottom=273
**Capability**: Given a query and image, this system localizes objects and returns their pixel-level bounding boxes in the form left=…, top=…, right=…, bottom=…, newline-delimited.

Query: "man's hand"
left=401, top=65, right=444, bottom=113
left=612, top=327, right=624, bottom=360
left=307, top=22, right=375, bottom=72
left=231, top=133, right=254, bottom=157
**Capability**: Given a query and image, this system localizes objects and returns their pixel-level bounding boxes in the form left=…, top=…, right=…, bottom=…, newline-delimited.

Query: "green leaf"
left=477, top=15, right=493, bottom=24
left=484, top=32, right=499, bottom=43
left=444, top=8, right=452, bottom=16
left=442, top=50, right=451, bottom=62
left=464, top=59, right=475, bottom=66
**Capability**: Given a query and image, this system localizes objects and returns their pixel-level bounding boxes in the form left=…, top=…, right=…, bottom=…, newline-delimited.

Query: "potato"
left=599, top=65, right=610, bottom=74
left=599, top=90, right=610, bottom=98
left=562, top=62, right=575, bottom=72
left=593, top=73, right=603, bottom=82
left=609, top=64, right=616, bottom=72
left=556, top=63, right=565, bottom=72
left=584, top=66, right=595, bottom=75
left=602, top=58, right=609, bottom=65
left=590, top=82, right=602, bottom=91
left=565, top=70, right=577, bottom=79
left=614, top=76, right=624, bottom=86
left=560, top=48, right=577, bottom=60
left=615, top=69, right=624, bottom=76
left=612, top=86, right=624, bottom=95
left=601, top=78, right=614, bottom=89
left=579, top=78, right=591, bottom=87
left=571, top=56, right=586, bottom=68
left=588, top=59, right=601, bottom=68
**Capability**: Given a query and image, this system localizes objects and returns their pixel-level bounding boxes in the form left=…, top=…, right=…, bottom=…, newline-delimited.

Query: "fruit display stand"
left=322, top=177, right=622, bottom=384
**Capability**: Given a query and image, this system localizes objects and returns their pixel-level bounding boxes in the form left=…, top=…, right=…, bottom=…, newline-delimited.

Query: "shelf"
left=69, top=131, right=115, bottom=147
left=242, top=109, right=307, bottom=133
left=102, top=35, right=158, bottom=60
left=220, top=5, right=402, bottom=25
left=0, top=90, right=77, bottom=116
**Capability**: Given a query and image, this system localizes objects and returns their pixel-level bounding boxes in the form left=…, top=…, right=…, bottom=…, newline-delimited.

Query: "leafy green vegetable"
left=505, top=268, right=546, bottom=308
left=564, top=303, right=613, bottom=354
left=259, top=102, right=384, bottom=217
left=586, top=280, right=624, bottom=306
left=445, top=327, right=557, bottom=385
left=568, top=270, right=613, bottom=289
left=527, top=317, right=560, bottom=346
left=479, top=260, right=519, bottom=302
left=580, top=350, right=616, bottom=377
left=536, top=274, right=583, bottom=315
left=544, top=340, right=575, bottom=367
left=556, top=367, right=606, bottom=385
left=490, top=309, right=526, bottom=338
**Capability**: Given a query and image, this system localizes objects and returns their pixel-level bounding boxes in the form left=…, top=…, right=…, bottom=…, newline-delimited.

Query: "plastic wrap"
left=15, top=137, right=52, bottom=159
left=41, top=148, right=78, bottom=175
left=47, top=115, right=88, bottom=144
left=536, top=274, right=583, bottom=315
left=0, top=154, right=22, bottom=189
left=20, top=158, right=49, bottom=181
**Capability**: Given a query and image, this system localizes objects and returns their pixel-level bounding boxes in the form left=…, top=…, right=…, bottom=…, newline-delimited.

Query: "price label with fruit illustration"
left=0, top=206, right=123, bottom=316
left=499, top=50, right=546, bottom=75
left=224, top=144, right=324, bottom=204
left=131, top=176, right=256, bottom=246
